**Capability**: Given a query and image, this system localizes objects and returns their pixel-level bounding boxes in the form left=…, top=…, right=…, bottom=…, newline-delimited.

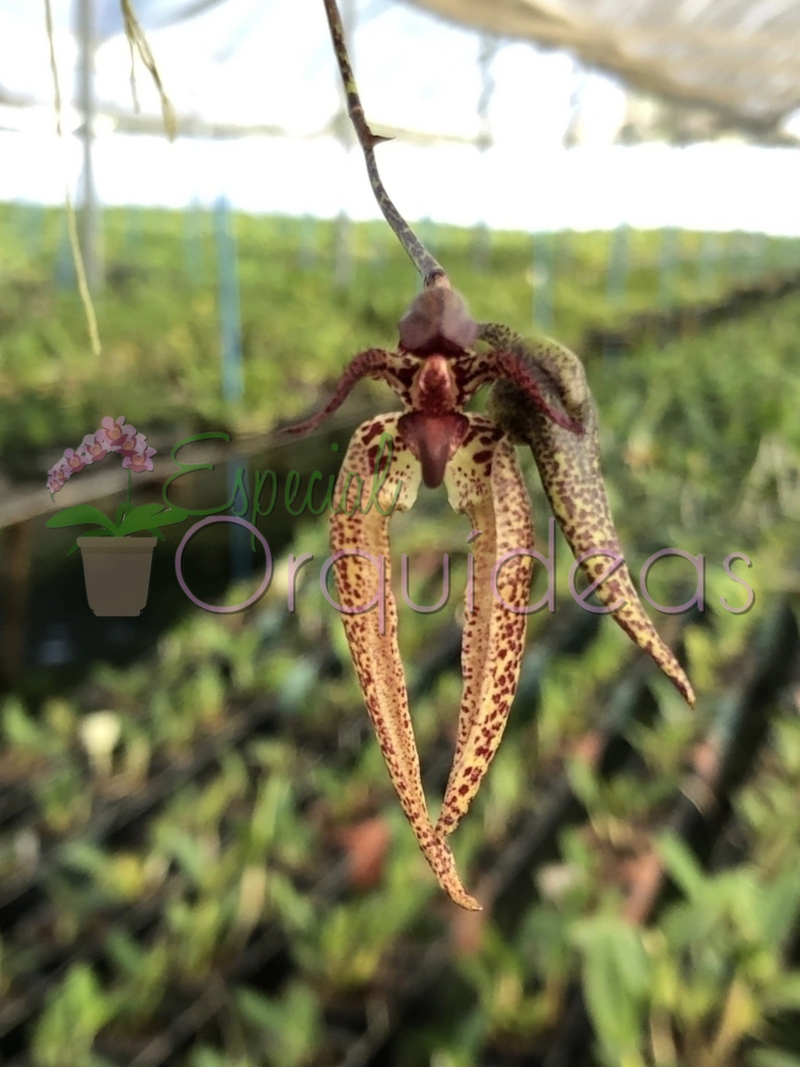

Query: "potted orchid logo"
left=46, top=416, right=188, bottom=616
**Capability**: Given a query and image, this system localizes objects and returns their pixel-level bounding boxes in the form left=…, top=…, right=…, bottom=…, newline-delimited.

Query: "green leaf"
left=32, top=962, right=114, bottom=1066
left=567, top=756, right=601, bottom=809
left=764, top=973, right=800, bottom=1013
left=60, top=841, right=108, bottom=878
left=757, top=863, right=800, bottom=947
left=748, top=1050, right=800, bottom=1067
left=155, top=826, right=206, bottom=886
left=656, top=832, right=704, bottom=899
left=268, top=871, right=314, bottom=935
left=105, top=930, right=146, bottom=977
left=116, top=503, right=171, bottom=535
left=235, top=981, right=321, bottom=1067
left=189, top=1049, right=232, bottom=1067
left=115, top=501, right=135, bottom=526
left=118, top=504, right=189, bottom=536
left=2, top=697, right=45, bottom=750
left=46, top=505, right=117, bottom=533
left=573, top=918, right=649, bottom=1064
left=236, top=987, right=283, bottom=1031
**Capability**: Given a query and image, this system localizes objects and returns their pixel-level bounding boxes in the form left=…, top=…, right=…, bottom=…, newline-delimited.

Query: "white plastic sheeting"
left=408, top=0, right=800, bottom=141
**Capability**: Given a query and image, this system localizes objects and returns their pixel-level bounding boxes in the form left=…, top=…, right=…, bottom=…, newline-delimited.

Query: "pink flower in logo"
left=99, top=415, right=136, bottom=448
left=45, top=416, right=185, bottom=566
left=48, top=455, right=70, bottom=479
left=117, top=433, right=141, bottom=457
left=48, top=417, right=157, bottom=495
left=80, top=433, right=112, bottom=463
left=122, top=435, right=157, bottom=473
left=63, top=448, right=87, bottom=475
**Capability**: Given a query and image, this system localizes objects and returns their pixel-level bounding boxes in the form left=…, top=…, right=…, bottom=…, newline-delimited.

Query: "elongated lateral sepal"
left=482, top=324, right=695, bottom=707
left=285, top=349, right=395, bottom=438
left=330, top=414, right=480, bottom=909
left=492, top=349, right=584, bottom=436
left=437, top=416, right=535, bottom=835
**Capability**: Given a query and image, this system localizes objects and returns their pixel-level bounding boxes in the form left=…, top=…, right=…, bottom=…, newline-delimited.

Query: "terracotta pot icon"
left=77, top=536, right=157, bottom=616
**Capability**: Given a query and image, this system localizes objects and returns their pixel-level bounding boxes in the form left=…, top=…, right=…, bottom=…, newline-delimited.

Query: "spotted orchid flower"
left=288, top=282, right=694, bottom=911
left=484, top=323, right=695, bottom=706
left=302, top=0, right=695, bottom=910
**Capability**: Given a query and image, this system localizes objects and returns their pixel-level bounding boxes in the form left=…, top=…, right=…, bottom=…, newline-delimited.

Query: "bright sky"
left=1, top=0, right=800, bottom=234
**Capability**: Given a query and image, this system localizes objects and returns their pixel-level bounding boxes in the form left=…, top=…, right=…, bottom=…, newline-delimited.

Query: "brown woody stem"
left=322, top=0, right=447, bottom=288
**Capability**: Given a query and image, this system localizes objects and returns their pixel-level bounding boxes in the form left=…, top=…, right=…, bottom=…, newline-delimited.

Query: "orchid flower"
left=99, top=415, right=136, bottom=447
left=62, top=448, right=88, bottom=475
left=117, top=433, right=142, bottom=457
left=80, top=432, right=113, bottom=463
left=47, top=469, right=67, bottom=493
left=122, top=435, right=157, bottom=473
left=46, top=420, right=182, bottom=553
left=48, top=419, right=157, bottom=496
left=291, top=0, right=696, bottom=910
left=288, top=282, right=695, bottom=910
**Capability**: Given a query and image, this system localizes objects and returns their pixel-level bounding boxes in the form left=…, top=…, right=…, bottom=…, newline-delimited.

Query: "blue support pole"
left=604, top=222, right=630, bottom=359
left=471, top=221, right=490, bottom=273
left=17, top=202, right=45, bottom=258
left=730, top=230, right=748, bottom=283
left=297, top=212, right=318, bottom=271
left=764, top=234, right=777, bottom=279
left=55, top=215, right=75, bottom=289
left=532, top=231, right=554, bottom=334
left=185, top=197, right=205, bottom=285
left=369, top=220, right=387, bottom=275
left=606, top=222, right=630, bottom=309
left=124, top=205, right=143, bottom=260
left=215, top=195, right=244, bottom=406
left=781, top=236, right=800, bottom=272
left=214, top=195, right=250, bottom=583
left=751, top=232, right=766, bottom=281
left=419, top=215, right=437, bottom=260
left=698, top=231, right=721, bottom=296
left=558, top=228, right=572, bottom=281
left=225, top=457, right=251, bottom=584
left=333, top=210, right=353, bottom=290
left=658, top=226, right=679, bottom=310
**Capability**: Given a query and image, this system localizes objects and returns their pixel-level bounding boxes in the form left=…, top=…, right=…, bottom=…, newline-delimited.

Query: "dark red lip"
left=397, top=411, right=470, bottom=489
